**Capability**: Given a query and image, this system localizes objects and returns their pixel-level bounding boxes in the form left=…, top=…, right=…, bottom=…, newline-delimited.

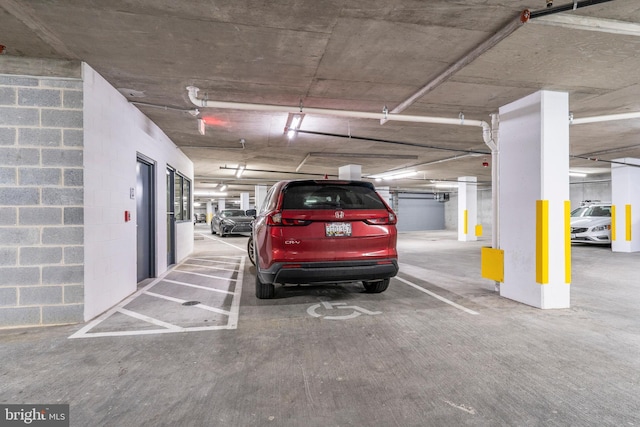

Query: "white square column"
left=255, top=185, right=268, bottom=211
left=240, top=192, right=250, bottom=210
left=498, top=91, right=571, bottom=309
left=339, top=164, right=361, bottom=180
left=458, top=176, right=477, bottom=242
left=218, top=199, right=225, bottom=212
left=611, top=158, right=640, bottom=253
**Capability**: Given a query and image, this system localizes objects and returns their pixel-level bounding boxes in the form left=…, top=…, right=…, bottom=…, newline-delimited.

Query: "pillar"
left=611, top=158, right=640, bottom=253
left=339, top=164, right=361, bottom=180
left=255, top=185, right=268, bottom=212
left=458, top=177, right=477, bottom=242
left=240, top=192, right=250, bottom=210
left=218, top=198, right=225, bottom=212
left=206, top=201, right=213, bottom=223
left=498, top=90, right=570, bottom=309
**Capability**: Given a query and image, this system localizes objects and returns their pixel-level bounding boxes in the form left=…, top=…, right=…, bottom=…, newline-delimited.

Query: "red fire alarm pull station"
left=124, top=211, right=131, bottom=222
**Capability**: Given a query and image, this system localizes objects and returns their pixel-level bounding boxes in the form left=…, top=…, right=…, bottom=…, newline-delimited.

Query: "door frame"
left=136, top=154, right=157, bottom=280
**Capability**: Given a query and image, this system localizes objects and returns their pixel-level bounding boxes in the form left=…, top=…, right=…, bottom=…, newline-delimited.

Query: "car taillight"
left=282, top=218, right=311, bottom=226
left=365, top=212, right=397, bottom=225
left=267, top=212, right=282, bottom=225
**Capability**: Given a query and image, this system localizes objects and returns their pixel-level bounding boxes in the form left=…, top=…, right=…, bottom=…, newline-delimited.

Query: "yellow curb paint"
left=564, top=200, right=571, bottom=284
left=626, top=204, right=632, bottom=241
left=536, top=200, right=549, bottom=284
left=611, top=205, right=616, bottom=241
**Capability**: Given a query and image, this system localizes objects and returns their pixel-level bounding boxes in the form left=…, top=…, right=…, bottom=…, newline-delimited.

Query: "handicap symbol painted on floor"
left=307, top=301, right=382, bottom=320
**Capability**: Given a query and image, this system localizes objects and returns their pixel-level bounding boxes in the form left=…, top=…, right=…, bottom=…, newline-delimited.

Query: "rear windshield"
left=571, top=206, right=611, bottom=217
left=282, top=184, right=386, bottom=210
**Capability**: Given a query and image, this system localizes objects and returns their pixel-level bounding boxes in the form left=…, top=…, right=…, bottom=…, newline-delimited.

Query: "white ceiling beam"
left=531, top=15, right=640, bottom=37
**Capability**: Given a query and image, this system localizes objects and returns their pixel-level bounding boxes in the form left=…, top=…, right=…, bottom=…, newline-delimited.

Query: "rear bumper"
left=258, top=259, right=399, bottom=285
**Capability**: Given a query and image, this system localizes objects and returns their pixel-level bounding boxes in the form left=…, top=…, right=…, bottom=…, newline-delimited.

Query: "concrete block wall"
left=0, top=73, right=84, bottom=328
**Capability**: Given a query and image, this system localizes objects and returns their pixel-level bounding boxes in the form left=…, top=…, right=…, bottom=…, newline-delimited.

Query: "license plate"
left=326, top=222, right=351, bottom=237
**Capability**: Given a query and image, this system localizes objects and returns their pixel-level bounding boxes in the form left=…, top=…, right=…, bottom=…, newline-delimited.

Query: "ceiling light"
left=569, top=171, right=587, bottom=177
left=219, top=184, right=228, bottom=191
left=369, top=170, right=417, bottom=180
left=194, top=191, right=228, bottom=197
left=235, top=164, right=246, bottom=178
left=285, top=113, right=305, bottom=139
left=198, top=118, right=205, bottom=135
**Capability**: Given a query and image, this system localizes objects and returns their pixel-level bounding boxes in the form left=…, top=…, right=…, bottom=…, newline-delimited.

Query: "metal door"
left=136, top=158, right=155, bottom=281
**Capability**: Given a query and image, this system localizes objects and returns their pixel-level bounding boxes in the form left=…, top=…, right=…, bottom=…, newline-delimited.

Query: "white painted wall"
left=82, top=63, right=193, bottom=321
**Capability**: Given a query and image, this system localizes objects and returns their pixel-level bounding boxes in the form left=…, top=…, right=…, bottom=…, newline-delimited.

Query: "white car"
left=570, top=202, right=612, bottom=244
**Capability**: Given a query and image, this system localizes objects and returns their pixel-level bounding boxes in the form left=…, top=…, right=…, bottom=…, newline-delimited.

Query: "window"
left=282, top=183, right=386, bottom=210
left=173, top=172, right=192, bottom=221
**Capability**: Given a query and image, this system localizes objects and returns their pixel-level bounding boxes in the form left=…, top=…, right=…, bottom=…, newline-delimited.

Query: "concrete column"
left=255, top=185, right=268, bottom=211
left=498, top=90, right=570, bottom=309
left=339, top=164, right=361, bottom=180
left=240, top=192, right=250, bottom=210
left=458, top=177, right=477, bottom=242
left=206, top=201, right=213, bottom=223
left=218, top=198, right=225, bottom=212
left=611, top=158, right=640, bottom=253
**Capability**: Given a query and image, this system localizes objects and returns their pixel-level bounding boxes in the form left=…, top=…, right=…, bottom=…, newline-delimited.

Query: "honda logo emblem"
left=335, top=211, right=344, bottom=219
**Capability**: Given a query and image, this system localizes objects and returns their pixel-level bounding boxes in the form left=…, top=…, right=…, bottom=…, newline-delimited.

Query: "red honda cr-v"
left=252, top=180, right=398, bottom=299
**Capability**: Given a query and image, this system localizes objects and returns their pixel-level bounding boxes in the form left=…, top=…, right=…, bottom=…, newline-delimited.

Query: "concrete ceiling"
left=2, top=0, right=640, bottom=203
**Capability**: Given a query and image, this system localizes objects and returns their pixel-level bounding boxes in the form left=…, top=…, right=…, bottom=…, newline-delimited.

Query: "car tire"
left=363, top=278, right=390, bottom=293
left=211, top=225, right=216, bottom=235
left=247, top=236, right=256, bottom=266
left=255, top=273, right=274, bottom=299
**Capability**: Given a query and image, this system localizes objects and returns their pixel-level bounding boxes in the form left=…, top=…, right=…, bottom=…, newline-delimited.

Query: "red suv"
left=252, top=180, right=398, bottom=298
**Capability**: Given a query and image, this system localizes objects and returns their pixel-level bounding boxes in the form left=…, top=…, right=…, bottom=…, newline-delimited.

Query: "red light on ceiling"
left=201, top=116, right=228, bottom=127
left=0, top=45, right=6, bottom=55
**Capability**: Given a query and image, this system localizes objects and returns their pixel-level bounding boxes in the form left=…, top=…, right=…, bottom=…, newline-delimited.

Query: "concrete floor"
left=1, top=226, right=639, bottom=426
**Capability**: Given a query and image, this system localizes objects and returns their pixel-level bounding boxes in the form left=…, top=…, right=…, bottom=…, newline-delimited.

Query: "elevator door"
left=136, top=158, right=155, bottom=282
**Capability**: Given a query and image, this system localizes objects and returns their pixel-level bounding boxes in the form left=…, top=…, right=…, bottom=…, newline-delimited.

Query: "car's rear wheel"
left=211, top=224, right=216, bottom=235
left=247, top=236, right=256, bottom=266
left=363, top=278, right=390, bottom=293
left=255, top=274, right=275, bottom=299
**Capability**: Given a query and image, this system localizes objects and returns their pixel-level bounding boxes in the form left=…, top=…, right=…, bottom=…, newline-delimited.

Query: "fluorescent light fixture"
left=194, top=191, right=228, bottom=197
left=569, top=171, right=587, bottom=177
left=198, top=118, right=205, bottom=135
left=435, top=183, right=458, bottom=188
left=235, top=164, right=246, bottom=178
left=284, top=113, right=305, bottom=139
left=194, top=202, right=202, bottom=207
left=369, top=170, right=417, bottom=181
left=219, top=184, right=228, bottom=191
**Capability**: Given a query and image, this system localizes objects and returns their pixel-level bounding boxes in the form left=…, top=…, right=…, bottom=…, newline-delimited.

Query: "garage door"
left=396, top=195, right=445, bottom=232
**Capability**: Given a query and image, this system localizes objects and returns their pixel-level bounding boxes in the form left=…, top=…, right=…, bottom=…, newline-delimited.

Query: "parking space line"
left=190, top=257, right=242, bottom=265
left=198, top=233, right=246, bottom=251
left=395, top=276, right=479, bottom=315
left=68, top=255, right=245, bottom=339
left=162, top=279, right=234, bottom=295
left=181, top=262, right=239, bottom=273
left=172, top=269, right=241, bottom=282
left=144, top=291, right=231, bottom=315
left=118, top=308, right=182, bottom=330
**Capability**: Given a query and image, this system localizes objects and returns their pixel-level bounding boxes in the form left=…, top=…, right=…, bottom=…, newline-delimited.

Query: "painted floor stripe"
left=118, top=307, right=181, bottom=330
left=161, top=278, right=234, bottom=295
left=189, top=257, right=241, bottom=266
left=181, top=262, right=238, bottom=273
left=171, top=269, right=240, bottom=282
left=198, top=233, right=247, bottom=251
left=69, top=255, right=244, bottom=339
left=395, top=276, right=479, bottom=315
left=144, top=291, right=231, bottom=315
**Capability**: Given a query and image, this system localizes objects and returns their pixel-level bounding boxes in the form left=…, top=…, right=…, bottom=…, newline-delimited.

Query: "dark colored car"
left=211, top=209, right=254, bottom=237
left=251, top=180, right=398, bottom=298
